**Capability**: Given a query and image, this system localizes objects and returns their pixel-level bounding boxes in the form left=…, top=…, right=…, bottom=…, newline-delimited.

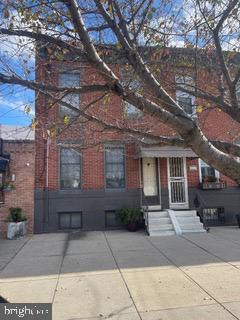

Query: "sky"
left=0, top=8, right=35, bottom=127
left=0, top=84, right=34, bottom=126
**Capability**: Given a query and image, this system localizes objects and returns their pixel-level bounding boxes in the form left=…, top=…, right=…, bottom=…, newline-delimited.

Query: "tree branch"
left=0, top=72, right=111, bottom=94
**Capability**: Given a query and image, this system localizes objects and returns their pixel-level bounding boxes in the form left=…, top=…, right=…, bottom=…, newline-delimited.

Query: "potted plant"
left=1, top=181, right=15, bottom=191
left=118, top=207, right=142, bottom=232
left=5, top=207, right=27, bottom=239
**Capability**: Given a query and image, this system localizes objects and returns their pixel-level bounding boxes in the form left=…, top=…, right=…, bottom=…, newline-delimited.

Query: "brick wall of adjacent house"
left=0, top=141, right=35, bottom=238
left=35, top=56, right=240, bottom=192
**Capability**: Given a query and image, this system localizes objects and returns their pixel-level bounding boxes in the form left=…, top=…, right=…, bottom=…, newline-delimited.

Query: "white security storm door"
left=142, top=158, right=158, bottom=196
left=168, top=157, right=189, bottom=209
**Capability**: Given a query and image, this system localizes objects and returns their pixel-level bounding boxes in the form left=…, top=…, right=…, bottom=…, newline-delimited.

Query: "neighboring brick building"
left=34, top=47, right=240, bottom=233
left=0, top=126, right=35, bottom=238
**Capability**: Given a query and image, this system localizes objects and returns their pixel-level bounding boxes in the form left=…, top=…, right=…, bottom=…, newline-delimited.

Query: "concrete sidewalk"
left=1, top=228, right=240, bottom=319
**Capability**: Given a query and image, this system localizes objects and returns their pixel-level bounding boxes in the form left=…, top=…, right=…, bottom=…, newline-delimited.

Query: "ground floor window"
left=60, top=147, right=81, bottom=189
left=200, top=159, right=219, bottom=182
left=105, top=146, right=125, bottom=189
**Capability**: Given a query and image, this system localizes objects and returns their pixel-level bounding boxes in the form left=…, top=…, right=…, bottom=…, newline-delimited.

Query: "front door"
left=168, top=157, right=189, bottom=209
left=142, top=158, right=160, bottom=205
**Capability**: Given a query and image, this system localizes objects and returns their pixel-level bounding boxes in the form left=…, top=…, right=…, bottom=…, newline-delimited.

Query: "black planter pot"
left=236, top=214, right=240, bottom=228
left=127, top=223, right=138, bottom=232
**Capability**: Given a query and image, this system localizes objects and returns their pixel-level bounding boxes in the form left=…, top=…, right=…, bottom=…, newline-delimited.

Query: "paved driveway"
left=1, top=227, right=240, bottom=319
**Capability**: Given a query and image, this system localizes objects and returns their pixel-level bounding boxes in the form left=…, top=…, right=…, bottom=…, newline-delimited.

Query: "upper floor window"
left=176, top=75, right=195, bottom=117
left=121, top=71, right=143, bottom=119
left=60, top=147, right=81, bottom=189
left=59, top=73, right=80, bottom=117
left=105, top=146, right=125, bottom=189
left=200, top=159, right=219, bottom=183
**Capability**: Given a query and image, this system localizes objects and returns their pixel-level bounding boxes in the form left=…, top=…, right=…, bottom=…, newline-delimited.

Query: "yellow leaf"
left=63, top=115, right=69, bottom=125
left=116, top=42, right=122, bottom=49
left=31, top=119, right=38, bottom=129
left=197, top=105, right=203, bottom=113
left=108, top=4, right=113, bottom=13
left=47, top=125, right=57, bottom=138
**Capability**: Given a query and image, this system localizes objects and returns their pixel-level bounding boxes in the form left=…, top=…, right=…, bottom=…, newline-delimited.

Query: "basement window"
left=58, top=212, right=82, bottom=229
left=202, top=207, right=225, bottom=226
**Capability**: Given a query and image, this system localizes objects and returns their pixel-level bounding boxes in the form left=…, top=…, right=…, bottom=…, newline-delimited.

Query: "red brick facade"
left=0, top=141, right=35, bottom=238
left=35, top=57, right=239, bottom=192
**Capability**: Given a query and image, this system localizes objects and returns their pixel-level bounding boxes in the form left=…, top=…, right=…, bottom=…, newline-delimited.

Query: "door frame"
left=167, top=157, right=189, bottom=209
left=141, top=157, right=161, bottom=207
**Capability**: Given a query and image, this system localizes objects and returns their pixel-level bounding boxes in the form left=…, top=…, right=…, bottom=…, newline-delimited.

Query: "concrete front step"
left=147, top=211, right=168, bottom=218
left=148, top=217, right=171, bottom=224
left=173, top=210, right=205, bottom=234
left=178, top=223, right=204, bottom=230
left=174, top=210, right=197, bottom=218
left=142, top=205, right=162, bottom=211
left=149, top=230, right=176, bottom=236
left=182, top=229, right=206, bottom=233
left=176, top=217, right=201, bottom=224
left=148, top=224, right=174, bottom=232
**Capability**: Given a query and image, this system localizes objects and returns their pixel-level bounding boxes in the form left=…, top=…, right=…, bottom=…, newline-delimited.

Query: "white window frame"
left=176, top=75, right=196, bottom=117
left=198, top=159, right=220, bottom=183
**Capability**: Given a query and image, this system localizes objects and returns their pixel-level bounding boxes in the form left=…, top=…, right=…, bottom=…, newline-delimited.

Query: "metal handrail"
left=194, top=190, right=208, bottom=230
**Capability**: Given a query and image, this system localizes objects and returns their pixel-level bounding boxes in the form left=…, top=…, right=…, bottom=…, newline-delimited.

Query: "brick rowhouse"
left=34, top=47, right=240, bottom=232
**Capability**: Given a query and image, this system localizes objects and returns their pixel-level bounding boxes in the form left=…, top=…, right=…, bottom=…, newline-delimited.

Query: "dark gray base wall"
left=34, top=187, right=240, bottom=233
left=188, top=187, right=240, bottom=225
left=34, top=189, right=141, bottom=233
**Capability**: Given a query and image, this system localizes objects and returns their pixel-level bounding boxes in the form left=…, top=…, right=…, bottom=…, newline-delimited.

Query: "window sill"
left=105, top=188, right=127, bottom=192
left=200, top=181, right=227, bottom=190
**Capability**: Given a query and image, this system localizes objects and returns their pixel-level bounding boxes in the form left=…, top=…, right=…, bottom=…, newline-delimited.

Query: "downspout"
left=0, top=138, right=3, bottom=156
left=139, top=158, right=142, bottom=208
left=44, top=138, right=50, bottom=223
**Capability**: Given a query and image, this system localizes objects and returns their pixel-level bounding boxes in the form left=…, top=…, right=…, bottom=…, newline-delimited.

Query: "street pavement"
left=1, top=227, right=240, bottom=319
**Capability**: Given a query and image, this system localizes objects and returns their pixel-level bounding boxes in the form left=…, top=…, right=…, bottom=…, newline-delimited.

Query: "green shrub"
left=7, top=207, right=27, bottom=223
left=118, top=207, right=141, bottom=225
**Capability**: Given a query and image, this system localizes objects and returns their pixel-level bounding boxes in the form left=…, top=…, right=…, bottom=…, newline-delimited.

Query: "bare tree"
left=0, top=0, right=240, bottom=183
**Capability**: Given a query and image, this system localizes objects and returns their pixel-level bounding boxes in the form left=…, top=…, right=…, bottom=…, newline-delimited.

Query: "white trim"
left=198, top=158, right=202, bottom=183
left=167, top=157, right=189, bottom=209
left=157, top=158, right=162, bottom=208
